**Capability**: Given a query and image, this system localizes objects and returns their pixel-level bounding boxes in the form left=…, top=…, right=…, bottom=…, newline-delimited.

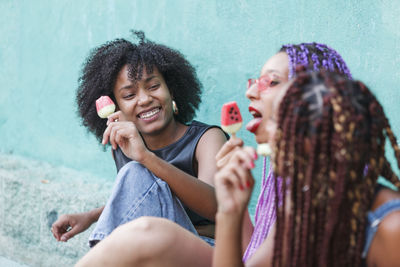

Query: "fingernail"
left=249, top=161, right=255, bottom=169
left=253, top=152, right=258, bottom=160
left=239, top=184, right=244, bottom=190
left=61, top=236, right=67, bottom=242
left=246, top=181, right=251, bottom=188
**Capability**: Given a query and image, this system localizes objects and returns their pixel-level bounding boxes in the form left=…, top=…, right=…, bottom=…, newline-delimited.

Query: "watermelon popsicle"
left=221, top=101, right=242, bottom=136
left=96, top=96, right=116, bottom=118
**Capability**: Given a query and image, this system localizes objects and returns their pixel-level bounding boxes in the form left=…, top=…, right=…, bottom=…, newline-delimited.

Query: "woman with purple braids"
left=240, top=42, right=353, bottom=262
left=75, top=43, right=353, bottom=267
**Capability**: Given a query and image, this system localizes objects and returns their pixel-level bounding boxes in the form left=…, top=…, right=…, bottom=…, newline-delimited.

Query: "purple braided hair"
left=281, top=42, right=352, bottom=79
left=245, top=43, right=353, bottom=262
left=248, top=43, right=352, bottom=261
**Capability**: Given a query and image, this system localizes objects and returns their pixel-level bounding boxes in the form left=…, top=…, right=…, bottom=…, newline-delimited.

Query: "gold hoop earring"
left=172, top=100, right=179, bottom=115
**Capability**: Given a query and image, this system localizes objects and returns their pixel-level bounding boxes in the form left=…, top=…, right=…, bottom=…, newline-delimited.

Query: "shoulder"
left=379, top=209, right=400, bottom=236
left=195, top=122, right=227, bottom=157
left=197, top=126, right=227, bottom=148
left=373, top=189, right=400, bottom=233
left=190, top=120, right=229, bottom=140
left=369, top=189, right=400, bottom=265
left=200, top=127, right=227, bottom=146
left=372, top=210, right=400, bottom=266
left=190, top=120, right=216, bottom=131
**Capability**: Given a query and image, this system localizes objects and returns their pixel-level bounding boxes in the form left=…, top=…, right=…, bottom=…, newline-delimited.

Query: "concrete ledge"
left=0, top=255, right=30, bottom=267
left=0, top=153, right=113, bottom=267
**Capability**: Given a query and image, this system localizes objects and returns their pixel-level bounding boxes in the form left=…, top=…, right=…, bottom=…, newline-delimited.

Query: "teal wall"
left=1, top=1, right=400, bottom=265
left=1, top=1, right=400, bottom=191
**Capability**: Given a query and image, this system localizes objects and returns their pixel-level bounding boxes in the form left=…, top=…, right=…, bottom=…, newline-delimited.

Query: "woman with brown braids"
left=214, top=70, right=400, bottom=266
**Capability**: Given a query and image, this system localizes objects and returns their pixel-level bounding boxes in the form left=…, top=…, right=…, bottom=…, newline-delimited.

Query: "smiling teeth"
left=139, top=108, right=160, bottom=119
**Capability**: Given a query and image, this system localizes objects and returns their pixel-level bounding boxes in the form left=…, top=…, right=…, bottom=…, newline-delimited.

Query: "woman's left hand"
left=214, top=145, right=257, bottom=215
left=102, top=111, right=148, bottom=162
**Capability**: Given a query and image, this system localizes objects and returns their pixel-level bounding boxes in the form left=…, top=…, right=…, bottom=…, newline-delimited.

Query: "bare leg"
left=76, top=216, right=214, bottom=267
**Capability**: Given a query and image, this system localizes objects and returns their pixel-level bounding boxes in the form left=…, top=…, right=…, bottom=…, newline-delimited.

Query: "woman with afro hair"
left=51, top=31, right=228, bottom=247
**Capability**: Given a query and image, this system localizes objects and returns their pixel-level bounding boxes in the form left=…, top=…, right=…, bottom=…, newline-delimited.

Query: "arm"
left=141, top=128, right=227, bottom=220
left=52, top=133, right=118, bottom=242
left=103, top=117, right=227, bottom=221
left=369, top=210, right=400, bottom=266
left=215, top=212, right=245, bottom=267
left=216, top=137, right=255, bottom=251
left=51, top=206, right=104, bottom=242
left=213, top=144, right=257, bottom=267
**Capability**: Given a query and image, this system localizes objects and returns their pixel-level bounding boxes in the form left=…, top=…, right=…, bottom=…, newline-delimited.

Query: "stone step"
left=0, top=153, right=113, bottom=267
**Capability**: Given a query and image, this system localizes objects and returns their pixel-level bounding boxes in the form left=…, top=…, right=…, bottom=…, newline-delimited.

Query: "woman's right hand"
left=215, top=136, right=244, bottom=169
left=51, top=212, right=94, bottom=242
left=215, top=142, right=257, bottom=215
left=102, top=111, right=149, bottom=162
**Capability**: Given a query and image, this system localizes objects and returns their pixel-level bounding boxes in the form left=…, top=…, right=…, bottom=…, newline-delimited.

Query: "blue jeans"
left=89, top=161, right=199, bottom=245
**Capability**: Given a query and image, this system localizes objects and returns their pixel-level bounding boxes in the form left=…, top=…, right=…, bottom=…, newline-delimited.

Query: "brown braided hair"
left=272, top=70, right=400, bottom=266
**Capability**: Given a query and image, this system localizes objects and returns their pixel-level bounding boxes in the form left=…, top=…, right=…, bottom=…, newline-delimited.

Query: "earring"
left=172, top=100, right=179, bottom=115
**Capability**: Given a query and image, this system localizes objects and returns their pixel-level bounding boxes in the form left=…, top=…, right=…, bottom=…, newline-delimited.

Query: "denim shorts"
left=89, top=161, right=197, bottom=247
left=89, top=161, right=198, bottom=245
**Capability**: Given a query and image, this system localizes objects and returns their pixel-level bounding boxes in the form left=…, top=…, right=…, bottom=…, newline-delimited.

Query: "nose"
left=245, top=83, right=259, bottom=100
left=137, top=89, right=152, bottom=106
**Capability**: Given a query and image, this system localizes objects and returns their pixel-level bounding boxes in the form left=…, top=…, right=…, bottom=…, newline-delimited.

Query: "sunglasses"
left=247, top=75, right=279, bottom=92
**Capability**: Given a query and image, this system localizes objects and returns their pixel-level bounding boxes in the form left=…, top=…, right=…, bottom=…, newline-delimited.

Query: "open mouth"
left=137, top=107, right=161, bottom=120
left=246, top=106, right=262, bottom=133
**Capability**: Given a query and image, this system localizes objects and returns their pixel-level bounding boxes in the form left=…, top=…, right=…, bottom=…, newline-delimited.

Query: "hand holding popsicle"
left=96, top=96, right=147, bottom=161
left=220, top=101, right=272, bottom=157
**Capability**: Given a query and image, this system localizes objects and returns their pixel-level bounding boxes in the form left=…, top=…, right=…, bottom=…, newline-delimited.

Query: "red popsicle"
left=96, top=96, right=116, bottom=118
left=221, top=101, right=242, bottom=135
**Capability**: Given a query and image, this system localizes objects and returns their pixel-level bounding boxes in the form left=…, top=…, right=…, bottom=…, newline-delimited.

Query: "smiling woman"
left=50, top=30, right=228, bottom=254
left=110, top=66, right=178, bottom=139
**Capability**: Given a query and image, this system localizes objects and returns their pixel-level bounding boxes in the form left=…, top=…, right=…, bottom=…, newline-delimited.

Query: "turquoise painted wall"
left=1, top=1, right=400, bottom=189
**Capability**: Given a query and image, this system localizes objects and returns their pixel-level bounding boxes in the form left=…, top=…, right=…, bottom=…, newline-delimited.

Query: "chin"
left=255, top=135, right=269, bottom=144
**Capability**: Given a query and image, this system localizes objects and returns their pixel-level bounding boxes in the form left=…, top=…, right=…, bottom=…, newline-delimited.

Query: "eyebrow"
left=118, top=75, right=158, bottom=91
left=265, top=69, right=281, bottom=75
left=144, top=75, right=157, bottom=83
left=118, top=84, right=134, bottom=91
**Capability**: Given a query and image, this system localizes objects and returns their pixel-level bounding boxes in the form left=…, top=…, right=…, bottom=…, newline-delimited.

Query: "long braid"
left=272, top=70, right=400, bottom=266
left=358, top=81, right=400, bottom=188
left=287, top=98, right=302, bottom=266
left=272, top=82, right=301, bottom=267
left=288, top=80, right=307, bottom=266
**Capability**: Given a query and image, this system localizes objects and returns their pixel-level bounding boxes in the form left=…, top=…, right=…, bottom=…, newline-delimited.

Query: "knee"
left=121, top=216, right=176, bottom=240
left=116, top=162, right=155, bottom=184
left=118, top=217, right=179, bottom=254
left=118, top=216, right=156, bottom=235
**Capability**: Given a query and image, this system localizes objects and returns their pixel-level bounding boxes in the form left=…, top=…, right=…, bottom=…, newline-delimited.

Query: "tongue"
left=246, top=118, right=262, bottom=133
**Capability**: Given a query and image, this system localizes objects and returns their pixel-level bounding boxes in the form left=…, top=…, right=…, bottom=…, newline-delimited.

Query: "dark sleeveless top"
left=112, top=120, right=227, bottom=226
